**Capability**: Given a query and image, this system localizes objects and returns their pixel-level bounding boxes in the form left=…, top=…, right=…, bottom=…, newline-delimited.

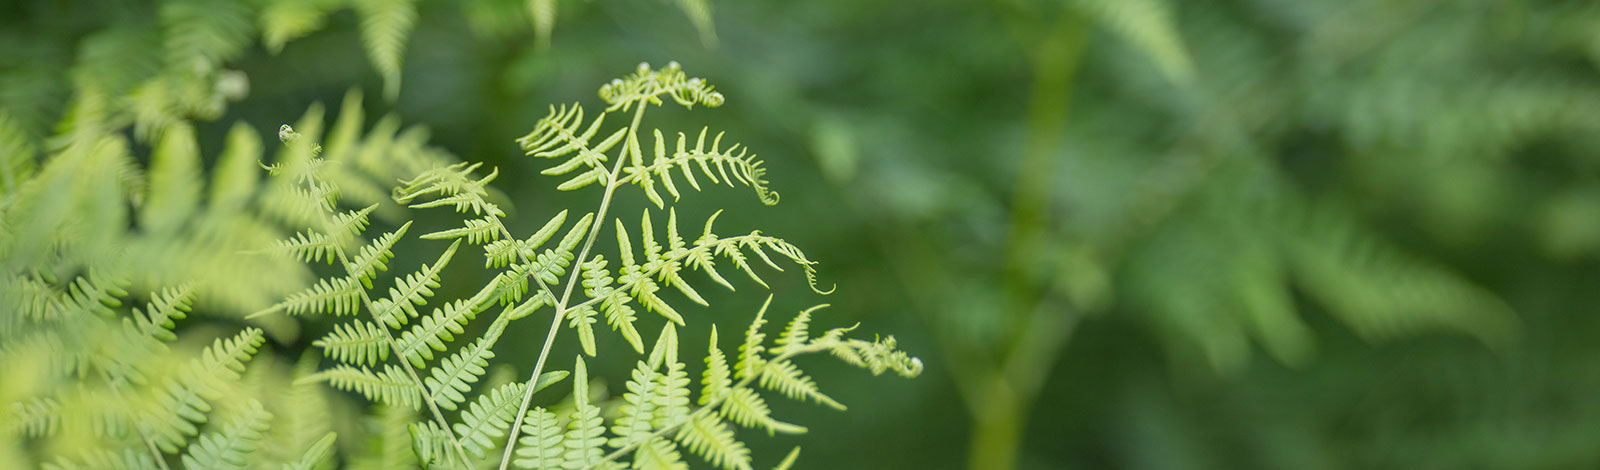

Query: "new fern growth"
left=257, top=62, right=920, bottom=470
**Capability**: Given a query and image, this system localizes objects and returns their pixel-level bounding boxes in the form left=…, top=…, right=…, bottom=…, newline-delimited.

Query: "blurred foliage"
left=7, top=0, right=1600, bottom=468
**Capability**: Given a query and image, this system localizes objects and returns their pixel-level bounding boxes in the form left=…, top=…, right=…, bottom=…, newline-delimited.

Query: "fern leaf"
left=397, top=299, right=482, bottom=367
left=610, top=362, right=663, bottom=448
left=517, top=104, right=624, bottom=191
left=422, top=216, right=502, bottom=244
left=207, top=122, right=262, bottom=210
left=314, top=320, right=389, bottom=366
left=598, top=62, right=725, bottom=112
left=424, top=326, right=503, bottom=410
left=0, top=111, right=38, bottom=196
left=770, top=448, right=800, bottom=470
left=622, top=128, right=777, bottom=207
left=142, top=123, right=202, bottom=231
left=775, top=305, right=822, bottom=355
left=272, top=231, right=337, bottom=264
left=159, top=0, right=255, bottom=70
left=346, top=221, right=412, bottom=288
left=634, top=438, right=689, bottom=470
left=564, top=357, right=609, bottom=468
left=282, top=432, right=338, bottom=470
left=309, top=364, right=420, bottom=410
left=735, top=297, right=770, bottom=380
left=330, top=204, right=380, bottom=242
left=179, top=400, right=272, bottom=470
left=673, top=411, right=750, bottom=470
left=513, top=407, right=564, bottom=469
left=581, top=255, right=645, bottom=354
left=452, top=381, right=526, bottom=458
left=674, top=0, right=716, bottom=47
left=350, top=404, right=418, bottom=470
left=700, top=326, right=732, bottom=405
left=266, top=276, right=363, bottom=317
left=721, top=388, right=805, bottom=436
left=1071, top=0, right=1194, bottom=84
left=141, top=328, right=267, bottom=452
left=528, top=0, right=556, bottom=48
left=567, top=304, right=600, bottom=357
left=262, top=0, right=337, bottom=54
left=372, top=239, right=462, bottom=328
left=355, top=0, right=417, bottom=100
left=757, top=360, right=843, bottom=411
left=652, top=357, right=692, bottom=431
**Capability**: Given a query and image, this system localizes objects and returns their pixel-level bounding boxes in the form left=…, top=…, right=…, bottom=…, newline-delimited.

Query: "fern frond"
left=261, top=0, right=338, bottom=54
left=735, top=297, right=770, bottom=380
left=673, top=0, right=717, bottom=48
left=516, top=104, right=625, bottom=191
left=423, top=217, right=502, bottom=244
left=720, top=387, right=805, bottom=436
left=282, top=432, right=338, bottom=470
left=770, top=448, right=800, bottom=470
left=454, top=371, right=568, bottom=459
left=161, top=0, right=254, bottom=62
left=756, top=360, right=843, bottom=411
left=141, top=122, right=203, bottom=232
left=563, top=357, right=610, bottom=469
left=581, top=254, right=645, bottom=354
left=350, top=404, right=418, bottom=470
left=453, top=381, right=525, bottom=459
left=423, top=325, right=504, bottom=410
left=372, top=239, right=462, bottom=329
left=775, top=305, right=822, bottom=355
left=673, top=411, right=750, bottom=470
left=346, top=222, right=411, bottom=288
left=396, top=299, right=482, bottom=367
left=512, top=407, right=566, bottom=469
left=621, top=128, right=777, bottom=207
left=314, top=320, right=389, bottom=366
left=528, top=0, right=556, bottom=48
left=634, top=438, right=689, bottom=470
left=610, top=362, right=664, bottom=448
left=263, top=276, right=363, bottom=317
left=597, top=62, right=725, bottom=112
left=272, top=232, right=337, bottom=264
left=309, top=364, right=420, bottom=410
left=178, top=400, right=271, bottom=470
left=140, top=327, right=266, bottom=452
left=354, top=0, right=417, bottom=99
left=700, top=326, right=732, bottom=405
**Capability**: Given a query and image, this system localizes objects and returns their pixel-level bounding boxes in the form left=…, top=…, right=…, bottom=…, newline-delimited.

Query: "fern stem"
left=498, top=103, right=651, bottom=470
left=330, top=241, right=476, bottom=468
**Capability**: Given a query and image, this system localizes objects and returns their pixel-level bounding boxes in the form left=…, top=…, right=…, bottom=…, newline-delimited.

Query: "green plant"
left=3, top=52, right=920, bottom=470
left=264, top=61, right=920, bottom=469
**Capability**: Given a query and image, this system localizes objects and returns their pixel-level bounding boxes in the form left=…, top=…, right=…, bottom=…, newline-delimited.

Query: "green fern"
left=504, top=299, right=920, bottom=470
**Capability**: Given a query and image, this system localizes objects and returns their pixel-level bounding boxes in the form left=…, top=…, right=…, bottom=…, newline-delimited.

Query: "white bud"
left=637, top=62, right=651, bottom=73
left=278, top=124, right=296, bottom=143
left=667, top=61, right=681, bottom=70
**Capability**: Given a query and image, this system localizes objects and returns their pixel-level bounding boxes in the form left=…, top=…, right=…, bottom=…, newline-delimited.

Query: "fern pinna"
left=260, top=62, right=921, bottom=469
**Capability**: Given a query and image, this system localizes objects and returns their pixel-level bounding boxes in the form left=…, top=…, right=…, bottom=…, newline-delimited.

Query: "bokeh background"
left=8, top=0, right=1600, bottom=468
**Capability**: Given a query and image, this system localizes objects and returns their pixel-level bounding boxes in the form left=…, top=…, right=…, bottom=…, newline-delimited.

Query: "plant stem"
left=498, top=103, right=649, bottom=470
